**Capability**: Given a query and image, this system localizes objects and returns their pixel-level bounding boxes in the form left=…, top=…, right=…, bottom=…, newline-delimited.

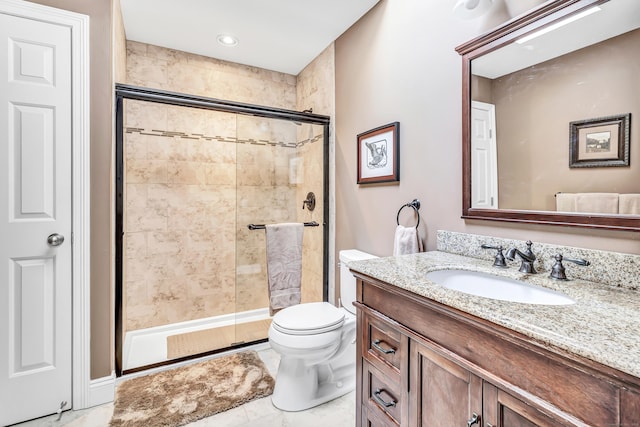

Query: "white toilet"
left=268, top=249, right=377, bottom=411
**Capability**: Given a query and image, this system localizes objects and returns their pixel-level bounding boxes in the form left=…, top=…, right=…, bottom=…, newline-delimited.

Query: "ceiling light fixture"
left=516, top=6, right=601, bottom=44
left=452, top=0, right=494, bottom=20
left=217, top=34, right=239, bottom=47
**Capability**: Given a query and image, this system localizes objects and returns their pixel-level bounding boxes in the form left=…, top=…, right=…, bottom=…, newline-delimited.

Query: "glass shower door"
left=234, top=115, right=325, bottom=344
left=121, top=100, right=241, bottom=370
left=118, top=89, right=327, bottom=373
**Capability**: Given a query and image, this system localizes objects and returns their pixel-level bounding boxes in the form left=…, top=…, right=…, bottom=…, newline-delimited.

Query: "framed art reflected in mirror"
left=569, top=113, right=631, bottom=168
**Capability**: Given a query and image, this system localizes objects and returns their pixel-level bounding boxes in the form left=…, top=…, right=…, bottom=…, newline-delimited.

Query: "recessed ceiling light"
left=217, top=34, right=238, bottom=47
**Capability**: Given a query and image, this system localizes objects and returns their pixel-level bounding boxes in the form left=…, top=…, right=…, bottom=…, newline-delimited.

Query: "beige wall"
left=492, top=29, right=640, bottom=210
left=334, top=0, right=640, bottom=282
left=29, top=0, right=113, bottom=379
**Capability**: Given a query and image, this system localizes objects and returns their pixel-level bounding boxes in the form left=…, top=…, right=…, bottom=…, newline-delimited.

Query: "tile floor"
left=13, top=347, right=356, bottom=427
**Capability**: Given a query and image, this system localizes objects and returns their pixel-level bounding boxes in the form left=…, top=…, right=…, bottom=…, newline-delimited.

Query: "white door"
left=0, top=11, right=73, bottom=426
left=471, top=101, right=498, bottom=209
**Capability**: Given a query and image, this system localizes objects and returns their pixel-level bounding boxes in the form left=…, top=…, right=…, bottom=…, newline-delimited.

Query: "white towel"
left=265, top=223, right=303, bottom=316
left=575, top=193, right=619, bottom=214
left=555, top=193, right=577, bottom=212
left=393, top=225, right=423, bottom=256
left=619, top=194, right=640, bottom=215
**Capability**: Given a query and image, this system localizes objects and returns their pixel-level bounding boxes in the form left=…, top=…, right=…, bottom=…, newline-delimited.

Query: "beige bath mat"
left=167, top=319, right=272, bottom=359
left=110, top=351, right=275, bottom=427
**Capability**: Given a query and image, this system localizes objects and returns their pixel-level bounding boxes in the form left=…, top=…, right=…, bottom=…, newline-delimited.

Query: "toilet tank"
left=339, top=250, right=377, bottom=314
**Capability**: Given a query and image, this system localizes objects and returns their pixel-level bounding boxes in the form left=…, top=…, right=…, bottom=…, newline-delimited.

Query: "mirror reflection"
left=470, top=0, right=640, bottom=216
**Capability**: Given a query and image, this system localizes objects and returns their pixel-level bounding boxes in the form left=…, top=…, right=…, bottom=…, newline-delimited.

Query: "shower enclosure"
left=115, top=85, right=329, bottom=374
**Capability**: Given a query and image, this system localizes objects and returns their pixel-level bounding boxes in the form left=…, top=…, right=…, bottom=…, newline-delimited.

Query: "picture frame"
left=569, top=113, right=631, bottom=168
left=357, top=122, right=400, bottom=184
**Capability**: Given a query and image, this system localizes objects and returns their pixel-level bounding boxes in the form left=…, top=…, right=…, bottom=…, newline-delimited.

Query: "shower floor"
left=123, top=308, right=271, bottom=371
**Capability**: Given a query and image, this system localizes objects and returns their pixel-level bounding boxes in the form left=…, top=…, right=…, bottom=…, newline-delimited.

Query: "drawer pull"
left=373, top=388, right=396, bottom=408
left=467, top=413, right=480, bottom=427
left=373, top=339, right=396, bottom=355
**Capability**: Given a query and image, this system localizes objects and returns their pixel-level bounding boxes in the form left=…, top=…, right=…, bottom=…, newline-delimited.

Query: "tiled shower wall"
left=124, top=41, right=326, bottom=332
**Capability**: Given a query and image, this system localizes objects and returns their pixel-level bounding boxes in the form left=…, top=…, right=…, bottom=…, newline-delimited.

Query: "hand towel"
left=265, top=223, right=303, bottom=316
left=619, top=194, right=640, bottom=215
left=575, top=193, right=619, bottom=214
left=393, top=225, right=423, bottom=256
left=555, top=193, right=577, bottom=212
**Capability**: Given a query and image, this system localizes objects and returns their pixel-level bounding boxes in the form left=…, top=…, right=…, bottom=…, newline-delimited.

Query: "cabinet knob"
left=467, top=413, right=480, bottom=427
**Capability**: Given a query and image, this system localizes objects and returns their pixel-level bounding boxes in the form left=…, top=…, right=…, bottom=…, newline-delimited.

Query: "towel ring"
left=396, top=199, right=421, bottom=227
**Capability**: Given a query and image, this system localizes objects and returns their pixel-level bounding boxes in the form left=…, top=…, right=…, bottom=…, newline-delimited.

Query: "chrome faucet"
left=506, top=240, right=537, bottom=274
left=549, top=254, right=590, bottom=280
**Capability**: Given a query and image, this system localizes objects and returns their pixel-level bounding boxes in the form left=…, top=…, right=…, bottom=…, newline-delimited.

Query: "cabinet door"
left=410, top=339, right=483, bottom=426
left=483, top=383, right=572, bottom=427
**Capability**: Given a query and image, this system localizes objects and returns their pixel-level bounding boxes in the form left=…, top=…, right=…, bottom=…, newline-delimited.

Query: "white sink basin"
left=426, top=269, right=575, bottom=305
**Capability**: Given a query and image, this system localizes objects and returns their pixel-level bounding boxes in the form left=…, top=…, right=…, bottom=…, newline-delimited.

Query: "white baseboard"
left=85, top=372, right=116, bottom=408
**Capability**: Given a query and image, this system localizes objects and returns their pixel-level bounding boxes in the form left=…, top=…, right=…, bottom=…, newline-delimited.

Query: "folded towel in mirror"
left=575, top=193, right=619, bottom=214
left=555, top=193, right=577, bottom=212
left=619, top=194, right=640, bottom=215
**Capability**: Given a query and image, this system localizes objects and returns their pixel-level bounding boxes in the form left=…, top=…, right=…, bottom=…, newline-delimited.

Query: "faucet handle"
left=549, top=254, right=590, bottom=280
left=481, top=244, right=507, bottom=268
left=524, top=240, right=535, bottom=258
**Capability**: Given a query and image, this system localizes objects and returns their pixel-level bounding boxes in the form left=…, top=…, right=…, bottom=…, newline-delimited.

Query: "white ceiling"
left=120, top=0, right=381, bottom=75
left=472, top=0, right=640, bottom=79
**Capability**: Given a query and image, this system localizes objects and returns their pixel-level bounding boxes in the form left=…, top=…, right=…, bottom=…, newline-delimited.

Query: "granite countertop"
left=348, top=251, right=640, bottom=379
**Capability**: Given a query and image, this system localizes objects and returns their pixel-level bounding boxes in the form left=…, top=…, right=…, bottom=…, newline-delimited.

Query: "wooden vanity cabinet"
left=353, top=273, right=640, bottom=427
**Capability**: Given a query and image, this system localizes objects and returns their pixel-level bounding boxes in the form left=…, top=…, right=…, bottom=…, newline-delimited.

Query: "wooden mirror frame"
left=456, top=0, right=640, bottom=231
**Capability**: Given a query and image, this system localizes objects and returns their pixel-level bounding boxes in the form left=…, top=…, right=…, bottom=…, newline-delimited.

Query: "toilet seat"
left=272, top=302, right=345, bottom=335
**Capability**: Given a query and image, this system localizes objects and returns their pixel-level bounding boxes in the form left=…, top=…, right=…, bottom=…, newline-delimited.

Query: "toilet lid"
left=272, top=302, right=345, bottom=335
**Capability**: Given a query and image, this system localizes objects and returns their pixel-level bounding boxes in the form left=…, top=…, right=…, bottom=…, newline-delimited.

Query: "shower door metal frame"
left=114, top=83, right=330, bottom=375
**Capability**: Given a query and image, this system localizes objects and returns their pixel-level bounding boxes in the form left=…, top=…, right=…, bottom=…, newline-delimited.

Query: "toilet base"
left=271, top=356, right=355, bottom=412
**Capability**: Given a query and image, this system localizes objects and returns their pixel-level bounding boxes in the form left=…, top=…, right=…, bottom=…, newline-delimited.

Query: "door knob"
left=47, top=233, right=65, bottom=247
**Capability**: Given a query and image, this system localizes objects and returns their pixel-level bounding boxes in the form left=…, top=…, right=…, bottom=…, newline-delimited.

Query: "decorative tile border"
left=125, top=127, right=322, bottom=148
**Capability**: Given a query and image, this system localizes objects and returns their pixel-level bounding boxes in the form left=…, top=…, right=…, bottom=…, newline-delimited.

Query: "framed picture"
left=569, top=113, right=631, bottom=168
left=357, top=122, right=400, bottom=184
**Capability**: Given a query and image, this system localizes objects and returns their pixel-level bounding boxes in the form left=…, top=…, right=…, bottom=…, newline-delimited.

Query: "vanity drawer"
left=361, top=406, right=399, bottom=427
left=364, top=312, right=402, bottom=375
left=362, top=359, right=402, bottom=425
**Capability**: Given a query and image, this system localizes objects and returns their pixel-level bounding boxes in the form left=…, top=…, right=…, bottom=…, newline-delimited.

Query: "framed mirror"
left=456, top=0, right=640, bottom=231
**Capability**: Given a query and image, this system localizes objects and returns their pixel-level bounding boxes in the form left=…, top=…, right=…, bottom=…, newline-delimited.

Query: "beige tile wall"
left=123, top=42, right=326, bottom=332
